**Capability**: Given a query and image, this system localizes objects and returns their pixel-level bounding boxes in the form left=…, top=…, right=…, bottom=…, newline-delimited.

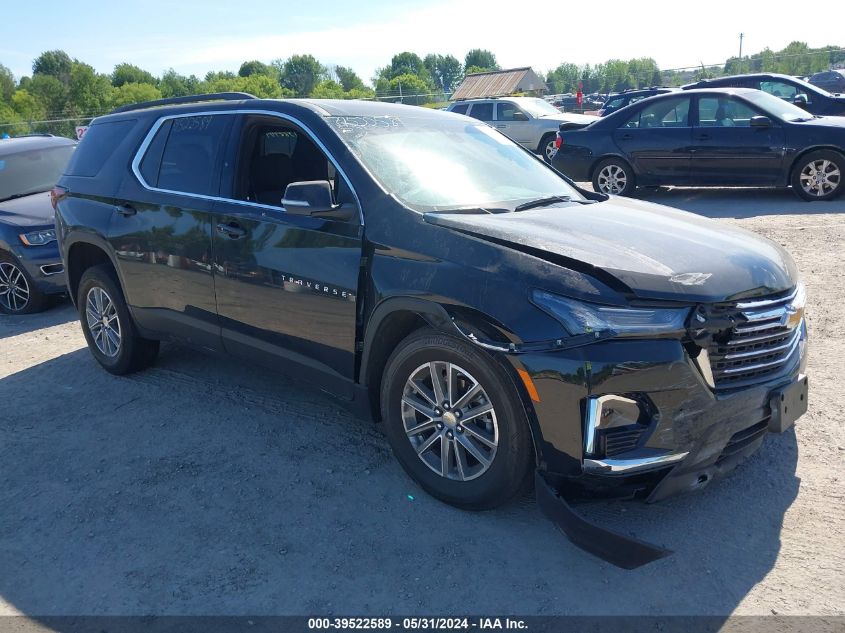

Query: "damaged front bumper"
left=511, top=329, right=808, bottom=568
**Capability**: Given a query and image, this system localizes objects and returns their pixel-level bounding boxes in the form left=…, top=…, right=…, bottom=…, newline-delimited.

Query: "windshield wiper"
left=514, top=195, right=573, bottom=212
left=425, top=207, right=505, bottom=215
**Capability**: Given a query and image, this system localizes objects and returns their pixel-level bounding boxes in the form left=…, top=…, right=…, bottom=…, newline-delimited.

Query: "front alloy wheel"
left=0, top=261, right=30, bottom=312
left=381, top=329, right=533, bottom=510
left=85, top=286, right=122, bottom=357
left=401, top=361, right=498, bottom=481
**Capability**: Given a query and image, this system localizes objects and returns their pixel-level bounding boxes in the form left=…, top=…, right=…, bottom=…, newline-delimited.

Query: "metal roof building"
left=450, top=67, right=547, bottom=101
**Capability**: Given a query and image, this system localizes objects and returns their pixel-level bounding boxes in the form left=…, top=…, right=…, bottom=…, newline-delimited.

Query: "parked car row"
left=552, top=86, right=844, bottom=200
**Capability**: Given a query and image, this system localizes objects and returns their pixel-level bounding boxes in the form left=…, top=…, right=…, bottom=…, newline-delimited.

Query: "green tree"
left=0, top=64, right=15, bottom=102
left=383, top=73, right=430, bottom=104
left=203, top=74, right=288, bottom=98
left=310, top=79, right=346, bottom=99
left=0, top=103, right=27, bottom=136
left=27, top=74, right=67, bottom=115
left=465, top=65, right=496, bottom=76
left=66, top=62, right=113, bottom=116
left=159, top=69, right=200, bottom=97
left=423, top=54, right=462, bottom=91
left=278, top=54, right=326, bottom=97
left=464, top=49, right=498, bottom=72
left=112, top=82, right=162, bottom=107
left=32, top=50, right=73, bottom=83
left=386, top=52, right=426, bottom=79
left=111, top=63, right=157, bottom=87
left=334, top=65, right=365, bottom=91
left=546, top=63, right=580, bottom=93
left=205, top=70, right=236, bottom=82
left=11, top=89, right=45, bottom=122
left=238, top=60, right=275, bottom=78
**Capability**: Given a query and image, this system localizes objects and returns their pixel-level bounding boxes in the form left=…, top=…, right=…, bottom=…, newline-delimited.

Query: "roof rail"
left=109, top=92, right=257, bottom=115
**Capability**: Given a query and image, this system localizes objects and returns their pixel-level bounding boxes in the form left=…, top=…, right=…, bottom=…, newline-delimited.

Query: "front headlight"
left=19, top=229, right=56, bottom=246
left=533, top=290, right=690, bottom=337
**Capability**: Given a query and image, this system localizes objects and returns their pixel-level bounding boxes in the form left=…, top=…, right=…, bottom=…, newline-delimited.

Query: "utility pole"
left=739, top=33, right=744, bottom=72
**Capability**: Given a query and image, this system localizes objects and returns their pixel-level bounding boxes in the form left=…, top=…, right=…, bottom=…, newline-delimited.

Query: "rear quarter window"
left=64, top=119, right=136, bottom=177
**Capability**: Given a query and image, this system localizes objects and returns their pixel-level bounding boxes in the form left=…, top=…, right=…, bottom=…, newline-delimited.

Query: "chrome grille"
left=708, top=288, right=803, bottom=390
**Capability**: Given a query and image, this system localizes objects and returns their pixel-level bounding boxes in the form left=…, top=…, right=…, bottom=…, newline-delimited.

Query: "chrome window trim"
left=130, top=109, right=364, bottom=225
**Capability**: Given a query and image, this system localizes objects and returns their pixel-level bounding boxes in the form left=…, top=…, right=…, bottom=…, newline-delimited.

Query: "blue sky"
left=1, top=0, right=842, bottom=83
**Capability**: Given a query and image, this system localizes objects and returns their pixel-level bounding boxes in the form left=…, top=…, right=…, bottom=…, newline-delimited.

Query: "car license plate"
left=768, top=375, right=808, bottom=433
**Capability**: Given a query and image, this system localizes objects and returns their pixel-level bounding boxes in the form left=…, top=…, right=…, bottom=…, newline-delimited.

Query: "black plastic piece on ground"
left=535, top=470, right=672, bottom=569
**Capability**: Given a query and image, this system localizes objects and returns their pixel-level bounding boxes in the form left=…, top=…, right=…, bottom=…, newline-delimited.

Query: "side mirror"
left=793, top=93, right=809, bottom=107
left=512, top=111, right=529, bottom=121
left=282, top=180, right=354, bottom=221
left=750, top=115, right=772, bottom=128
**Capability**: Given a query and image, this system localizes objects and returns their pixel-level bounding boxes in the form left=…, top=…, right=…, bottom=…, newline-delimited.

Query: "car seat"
left=251, top=153, right=293, bottom=206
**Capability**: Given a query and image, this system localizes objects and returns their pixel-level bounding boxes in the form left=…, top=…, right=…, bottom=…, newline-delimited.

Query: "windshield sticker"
left=329, top=116, right=403, bottom=134
left=173, top=116, right=214, bottom=133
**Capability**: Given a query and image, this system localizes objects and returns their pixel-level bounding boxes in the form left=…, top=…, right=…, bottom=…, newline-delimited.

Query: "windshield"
left=0, top=144, right=75, bottom=202
left=519, top=98, right=562, bottom=117
left=743, top=91, right=817, bottom=122
left=327, top=114, right=581, bottom=212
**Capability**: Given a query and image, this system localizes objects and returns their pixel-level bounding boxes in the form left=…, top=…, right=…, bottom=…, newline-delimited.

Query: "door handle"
left=620, top=133, right=633, bottom=140
left=696, top=133, right=710, bottom=141
left=115, top=203, right=137, bottom=217
left=216, top=222, right=246, bottom=239
left=495, top=125, right=507, bottom=129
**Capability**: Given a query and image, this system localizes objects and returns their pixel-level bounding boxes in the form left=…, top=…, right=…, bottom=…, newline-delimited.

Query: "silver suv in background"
left=446, top=97, right=597, bottom=161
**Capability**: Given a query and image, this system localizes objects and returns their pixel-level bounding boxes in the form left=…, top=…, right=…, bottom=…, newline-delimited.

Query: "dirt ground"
left=0, top=187, right=843, bottom=617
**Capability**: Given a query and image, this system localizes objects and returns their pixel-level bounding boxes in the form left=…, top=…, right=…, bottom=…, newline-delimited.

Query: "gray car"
left=446, top=97, right=598, bottom=161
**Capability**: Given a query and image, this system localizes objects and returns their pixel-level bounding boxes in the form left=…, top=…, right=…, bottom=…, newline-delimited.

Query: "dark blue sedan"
left=552, top=87, right=845, bottom=201
left=0, top=135, right=76, bottom=313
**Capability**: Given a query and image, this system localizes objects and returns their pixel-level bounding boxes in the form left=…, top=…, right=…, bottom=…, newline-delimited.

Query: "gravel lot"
left=1, top=187, right=843, bottom=617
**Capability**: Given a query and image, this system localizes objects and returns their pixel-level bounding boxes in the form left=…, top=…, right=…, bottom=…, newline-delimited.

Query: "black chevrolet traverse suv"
left=55, top=93, right=808, bottom=565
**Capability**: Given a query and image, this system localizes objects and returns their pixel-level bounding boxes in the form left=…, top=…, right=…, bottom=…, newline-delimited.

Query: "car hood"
left=796, top=114, right=845, bottom=128
left=0, top=192, right=54, bottom=228
left=424, top=197, right=797, bottom=303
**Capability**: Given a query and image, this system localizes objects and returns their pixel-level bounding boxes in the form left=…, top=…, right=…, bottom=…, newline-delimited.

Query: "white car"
left=446, top=97, right=598, bottom=162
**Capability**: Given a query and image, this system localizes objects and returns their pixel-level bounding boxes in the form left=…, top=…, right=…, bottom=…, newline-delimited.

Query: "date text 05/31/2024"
left=307, top=618, right=528, bottom=630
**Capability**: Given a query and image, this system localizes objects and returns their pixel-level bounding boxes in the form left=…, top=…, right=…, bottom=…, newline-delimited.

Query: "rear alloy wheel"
left=539, top=134, right=557, bottom=163
left=792, top=150, right=843, bottom=201
left=592, top=158, right=634, bottom=196
left=0, top=254, right=46, bottom=314
left=78, top=265, right=159, bottom=375
left=381, top=329, right=533, bottom=510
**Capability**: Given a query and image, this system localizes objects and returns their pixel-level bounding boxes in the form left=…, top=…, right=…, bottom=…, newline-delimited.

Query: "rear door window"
left=468, top=103, right=494, bottom=122
left=623, top=97, right=690, bottom=128
left=138, top=114, right=231, bottom=196
left=760, top=81, right=799, bottom=100
left=450, top=104, right=469, bottom=115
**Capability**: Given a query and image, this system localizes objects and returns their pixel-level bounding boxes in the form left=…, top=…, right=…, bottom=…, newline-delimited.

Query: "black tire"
left=77, top=264, right=159, bottom=375
left=538, top=133, right=556, bottom=163
left=0, top=251, right=47, bottom=314
left=790, top=149, right=844, bottom=201
left=592, top=157, right=635, bottom=196
left=380, top=328, right=533, bottom=510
